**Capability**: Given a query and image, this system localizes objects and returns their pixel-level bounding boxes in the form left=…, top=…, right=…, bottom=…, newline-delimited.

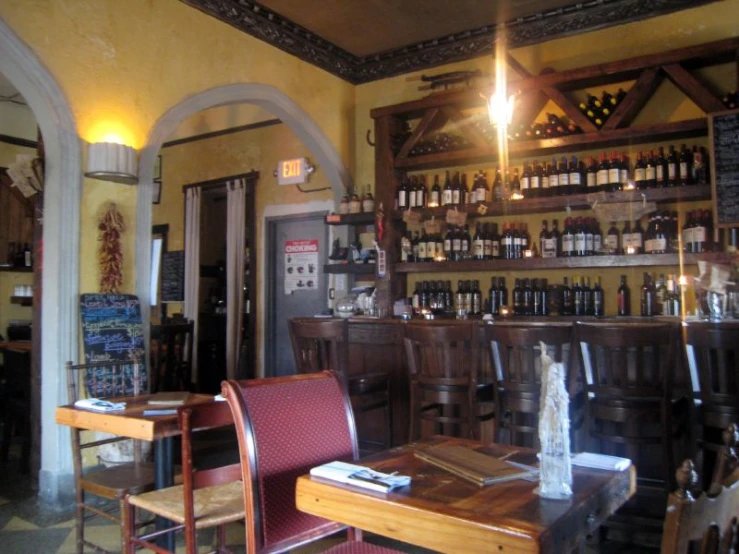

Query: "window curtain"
left=184, top=187, right=201, bottom=383
left=226, top=179, right=246, bottom=380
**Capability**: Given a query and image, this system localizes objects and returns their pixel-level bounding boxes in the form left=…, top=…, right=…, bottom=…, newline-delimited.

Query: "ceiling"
left=181, top=0, right=716, bottom=83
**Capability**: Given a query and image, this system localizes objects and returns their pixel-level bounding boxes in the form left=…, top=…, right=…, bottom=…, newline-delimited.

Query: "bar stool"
left=289, top=318, right=393, bottom=452
left=682, top=321, right=739, bottom=483
left=575, top=322, right=688, bottom=493
left=150, top=320, right=194, bottom=392
left=404, top=322, right=491, bottom=441
left=481, top=323, right=574, bottom=449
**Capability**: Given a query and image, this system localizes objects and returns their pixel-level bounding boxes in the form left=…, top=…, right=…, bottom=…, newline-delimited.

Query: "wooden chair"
left=404, top=322, right=490, bottom=441
left=0, top=348, right=31, bottom=472
left=150, top=320, right=194, bottom=392
left=481, top=324, right=574, bottom=449
left=289, top=318, right=393, bottom=451
left=661, top=424, right=739, bottom=554
left=66, top=360, right=156, bottom=554
left=682, top=321, right=739, bottom=483
left=123, top=401, right=243, bottom=554
left=221, top=371, right=401, bottom=554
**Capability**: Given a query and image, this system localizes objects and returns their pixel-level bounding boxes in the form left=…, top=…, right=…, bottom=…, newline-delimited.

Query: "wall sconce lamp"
left=85, top=142, right=138, bottom=184
left=487, top=90, right=516, bottom=127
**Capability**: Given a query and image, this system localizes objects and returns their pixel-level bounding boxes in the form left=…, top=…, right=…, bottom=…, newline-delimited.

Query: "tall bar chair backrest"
left=482, top=324, right=574, bottom=448
left=150, top=320, right=194, bottom=392
left=221, top=372, right=359, bottom=554
left=403, top=322, right=480, bottom=441
left=288, top=318, right=349, bottom=377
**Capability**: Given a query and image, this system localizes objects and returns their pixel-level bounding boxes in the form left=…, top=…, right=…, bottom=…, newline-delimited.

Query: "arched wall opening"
left=0, top=17, right=82, bottom=504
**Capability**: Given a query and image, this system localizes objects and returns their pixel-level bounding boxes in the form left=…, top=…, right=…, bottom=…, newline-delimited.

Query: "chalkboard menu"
left=161, top=250, right=185, bottom=302
left=709, top=110, right=739, bottom=228
left=79, top=294, right=147, bottom=395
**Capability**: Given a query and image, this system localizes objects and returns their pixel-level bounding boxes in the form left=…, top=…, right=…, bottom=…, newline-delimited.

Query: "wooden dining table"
left=296, top=436, right=636, bottom=554
left=55, top=393, right=217, bottom=550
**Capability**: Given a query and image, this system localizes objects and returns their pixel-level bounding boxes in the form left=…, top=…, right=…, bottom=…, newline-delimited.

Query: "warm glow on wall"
left=86, top=120, right=138, bottom=149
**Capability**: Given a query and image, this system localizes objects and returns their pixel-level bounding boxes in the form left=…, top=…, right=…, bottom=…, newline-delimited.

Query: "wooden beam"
left=396, top=108, right=445, bottom=159
left=601, top=68, right=663, bottom=131
left=661, top=63, right=725, bottom=113
left=440, top=106, right=488, bottom=148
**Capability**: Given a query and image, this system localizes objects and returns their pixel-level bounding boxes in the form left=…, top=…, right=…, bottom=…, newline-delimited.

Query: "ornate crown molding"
left=180, top=0, right=717, bottom=84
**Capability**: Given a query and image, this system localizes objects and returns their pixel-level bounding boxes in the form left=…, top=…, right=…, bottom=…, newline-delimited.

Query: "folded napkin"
left=310, top=461, right=411, bottom=493
left=74, top=398, right=126, bottom=412
left=571, top=452, right=631, bottom=471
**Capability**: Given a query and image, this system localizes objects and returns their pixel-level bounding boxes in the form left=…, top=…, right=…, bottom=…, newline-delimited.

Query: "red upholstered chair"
left=221, top=372, right=402, bottom=554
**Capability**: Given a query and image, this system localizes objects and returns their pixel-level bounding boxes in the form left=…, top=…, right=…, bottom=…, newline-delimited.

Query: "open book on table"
left=310, top=461, right=411, bottom=493
left=415, top=445, right=537, bottom=486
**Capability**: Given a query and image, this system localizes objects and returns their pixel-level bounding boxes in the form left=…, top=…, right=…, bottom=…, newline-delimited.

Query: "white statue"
left=536, top=340, right=573, bottom=499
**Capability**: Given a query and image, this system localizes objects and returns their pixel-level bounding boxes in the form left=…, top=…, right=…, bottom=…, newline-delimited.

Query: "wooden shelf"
left=394, top=119, right=708, bottom=172
left=10, top=296, right=32, bottom=306
left=0, top=266, right=32, bottom=273
left=324, top=263, right=376, bottom=275
left=393, top=185, right=711, bottom=220
left=325, top=212, right=375, bottom=226
left=395, top=252, right=725, bottom=274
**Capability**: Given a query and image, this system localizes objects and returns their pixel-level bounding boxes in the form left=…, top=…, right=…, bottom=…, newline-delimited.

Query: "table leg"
left=154, top=437, right=175, bottom=551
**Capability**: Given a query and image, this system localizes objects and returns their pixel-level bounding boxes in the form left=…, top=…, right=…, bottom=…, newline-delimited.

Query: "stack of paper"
left=74, top=398, right=126, bottom=412
left=310, top=461, right=411, bottom=493
left=571, top=452, right=632, bottom=471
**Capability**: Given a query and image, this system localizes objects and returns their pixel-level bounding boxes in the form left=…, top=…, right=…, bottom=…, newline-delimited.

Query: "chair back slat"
left=289, top=319, right=348, bottom=378
left=222, top=372, right=357, bottom=554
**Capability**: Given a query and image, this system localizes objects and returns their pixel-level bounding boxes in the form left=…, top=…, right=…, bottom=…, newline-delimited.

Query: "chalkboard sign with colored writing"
left=709, top=110, right=739, bottom=228
left=79, top=294, right=147, bottom=395
left=161, top=250, right=185, bottom=302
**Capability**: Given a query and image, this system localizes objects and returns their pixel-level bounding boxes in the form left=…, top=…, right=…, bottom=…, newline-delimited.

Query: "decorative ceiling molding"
left=180, top=0, right=717, bottom=84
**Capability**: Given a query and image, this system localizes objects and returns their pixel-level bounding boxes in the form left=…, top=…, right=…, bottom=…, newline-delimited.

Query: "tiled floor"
left=0, top=446, right=657, bottom=554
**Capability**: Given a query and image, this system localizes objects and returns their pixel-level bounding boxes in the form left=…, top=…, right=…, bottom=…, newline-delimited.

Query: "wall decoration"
left=98, top=202, right=126, bottom=293
left=284, top=239, right=319, bottom=294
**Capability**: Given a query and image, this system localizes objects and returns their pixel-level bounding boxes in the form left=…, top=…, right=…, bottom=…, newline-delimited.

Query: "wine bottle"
left=569, top=156, right=582, bottom=194
left=586, top=157, right=597, bottom=191
left=656, top=147, right=667, bottom=187
left=415, top=176, right=426, bottom=208
left=640, top=272, right=656, bottom=317
left=634, top=151, right=647, bottom=189
left=605, top=221, right=620, bottom=255
left=596, top=152, right=609, bottom=193
left=562, top=277, right=573, bottom=315
left=593, top=276, right=604, bottom=317
left=430, top=174, right=441, bottom=207
left=397, top=175, right=408, bottom=210
left=561, top=217, right=575, bottom=257
left=488, top=277, right=499, bottom=316
left=442, top=170, right=453, bottom=206
left=521, top=163, right=532, bottom=198
left=549, top=157, right=559, bottom=196
left=645, top=151, right=657, bottom=188
left=607, top=151, right=621, bottom=193
left=558, top=156, right=570, bottom=195
left=473, top=223, right=484, bottom=260
left=666, top=145, right=678, bottom=187
left=617, top=275, right=631, bottom=316
left=512, top=278, right=523, bottom=315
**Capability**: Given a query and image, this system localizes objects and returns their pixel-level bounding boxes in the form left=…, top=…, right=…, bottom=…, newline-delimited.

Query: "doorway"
left=265, top=212, right=328, bottom=377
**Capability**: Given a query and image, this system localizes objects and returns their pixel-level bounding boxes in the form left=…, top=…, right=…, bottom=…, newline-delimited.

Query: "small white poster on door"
left=284, top=239, right=319, bottom=294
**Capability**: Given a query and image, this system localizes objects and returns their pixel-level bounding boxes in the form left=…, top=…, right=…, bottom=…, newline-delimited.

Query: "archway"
left=134, top=84, right=352, bottom=354
left=0, top=18, right=82, bottom=503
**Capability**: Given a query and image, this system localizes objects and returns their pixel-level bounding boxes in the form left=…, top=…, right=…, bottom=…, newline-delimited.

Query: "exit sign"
left=277, top=157, right=309, bottom=185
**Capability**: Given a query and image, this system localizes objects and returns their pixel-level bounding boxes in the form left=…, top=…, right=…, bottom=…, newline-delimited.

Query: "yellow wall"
left=153, top=122, right=333, bottom=353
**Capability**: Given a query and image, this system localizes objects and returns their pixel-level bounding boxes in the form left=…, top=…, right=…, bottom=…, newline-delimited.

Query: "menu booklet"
left=310, top=461, right=411, bottom=493
left=147, top=392, right=191, bottom=406
left=415, top=445, right=536, bottom=486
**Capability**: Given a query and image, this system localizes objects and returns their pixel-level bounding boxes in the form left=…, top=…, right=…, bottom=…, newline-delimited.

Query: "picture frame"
left=152, top=155, right=162, bottom=205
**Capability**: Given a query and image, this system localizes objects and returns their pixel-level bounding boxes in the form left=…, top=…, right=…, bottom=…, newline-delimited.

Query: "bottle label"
left=412, top=295, right=419, bottom=310
left=562, top=234, right=574, bottom=253
left=634, top=168, right=646, bottom=182
left=462, top=239, right=469, bottom=251
left=430, top=191, right=440, bottom=205
left=693, top=226, right=706, bottom=242
left=401, top=238, right=411, bottom=262
left=412, top=244, right=419, bottom=259
left=575, top=234, right=586, bottom=252
left=453, top=238, right=461, bottom=252
left=559, top=173, right=569, bottom=186
left=473, top=239, right=484, bottom=257
left=587, top=172, right=596, bottom=188
left=502, top=237, right=511, bottom=247
left=483, top=240, right=492, bottom=257
left=427, top=242, right=436, bottom=258
left=542, top=176, right=549, bottom=189
left=597, top=169, right=609, bottom=186
left=680, top=162, right=689, bottom=180
left=585, top=234, right=594, bottom=252
left=608, top=168, right=620, bottom=183
left=644, top=238, right=654, bottom=253
left=398, top=190, right=407, bottom=208
left=570, top=172, right=581, bottom=185
left=620, top=169, right=629, bottom=184
left=531, top=176, right=540, bottom=189
left=632, top=233, right=643, bottom=247
left=415, top=192, right=424, bottom=207
left=654, top=237, right=666, bottom=251
left=408, top=190, right=416, bottom=208
left=491, top=241, right=500, bottom=257
left=593, top=235, right=602, bottom=253
left=452, top=190, right=460, bottom=204
left=682, top=227, right=693, bottom=245
left=605, top=234, right=618, bottom=252
left=444, top=239, right=451, bottom=253
left=646, top=166, right=656, bottom=181
left=549, top=174, right=559, bottom=188
left=362, top=199, right=374, bottom=212
left=656, top=165, right=665, bottom=181
left=542, top=238, right=557, bottom=258
left=521, top=176, right=530, bottom=190
left=442, top=190, right=452, bottom=205
left=668, top=163, right=677, bottom=179
left=514, top=237, right=522, bottom=248
left=418, top=242, right=426, bottom=258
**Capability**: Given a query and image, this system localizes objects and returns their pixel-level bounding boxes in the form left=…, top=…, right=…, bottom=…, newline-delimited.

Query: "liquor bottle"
left=574, top=217, right=586, bottom=257
left=531, top=161, right=542, bottom=198
left=607, top=151, right=621, bottom=192
left=558, top=156, right=570, bottom=195
left=633, top=151, right=647, bottom=189
left=451, top=172, right=461, bottom=205
left=512, top=279, right=523, bottom=315
left=561, top=217, right=575, bottom=257
left=482, top=222, right=492, bottom=260
left=655, top=273, right=667, bottom=315
left=665, top=274, right=681, bottom=316
left=596, top=152, right=609, bottom=193
left=640, top=272, right=656, bottom=317
left=408, top=176, right=417, bottom=208
left=619, top=152, right=630, bottom=187
left=471, top=280, right=482, bottom=316
left=632, top=218, right=645, bottom=254
left=540, top=279, right=550, bottom=316
left=666, top=145, right=678, bottom=187
left=617, top=275, right=631, bottom=316
left=645, top=151, right=657, bottom=188
left=498, top=277, right=509, bottom=312
left=362, top=185, right=375, bottom=213
left=430, top=174, right=441, bottom=207
left=586, top=157, right=597, bottom=191
left=416, top=175, right=426, bottom=208
left=605, top=220, right=620, bottom=255
left=444, top=225, right=453, bottom=261
left=488, top=277, right=499, bottom=315
left=679, top=144, right=692, bottom=186
left=522, top=279, right=534, bottom=315
left=656, top=147, right=667, bottom=187
left=548, top=157, right=559, bottom=196
left=472, top=223, right=485, bottom=260
left=490, top=223, right=501, bottom=259
left=573, top=276, right=584, bottom=316
left=521, top=163, right=531, bottom=198
left=442, top=170, right=453, bottom=206
left=397, top=174, right=409, bottom=210
left=551, top=219, right=562, bottom=257
left=569, top=156, right=582, bottom=194
left=562, top=277, right=573, bottom=315
left=593, top=276, right=604, bottom=317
